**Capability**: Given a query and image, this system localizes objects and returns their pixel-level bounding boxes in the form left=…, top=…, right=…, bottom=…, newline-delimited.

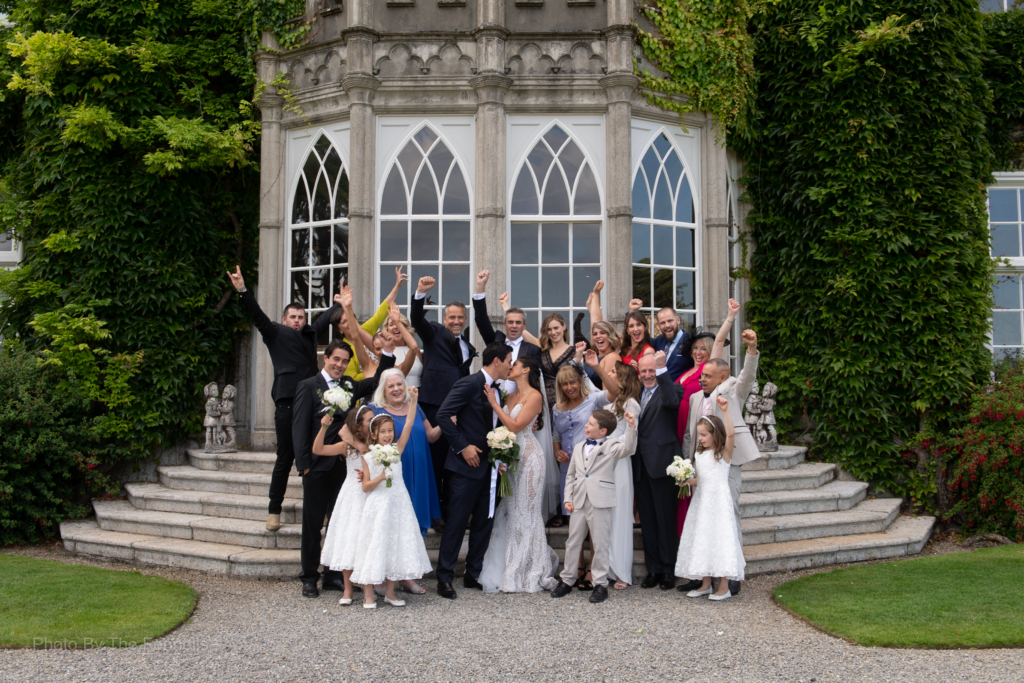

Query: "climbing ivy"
left=982, top=9, right=1024, bottom=171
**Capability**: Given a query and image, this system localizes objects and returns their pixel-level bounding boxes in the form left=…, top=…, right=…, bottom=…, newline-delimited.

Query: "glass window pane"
left=573, top=164, right=601, bottom=215
left=443, top=221, right=471, bottom=261
left=292, top=176, right=310, bottom=225
left=511, top=266, right=539, bottom=308
left=543, top=125, right=569, bottom=152
left=523, top=310, right=539, bottom=336
left=310, top=268, right=328, bottom=309
left=332, top=268, right=347, bottom=302
left=542, top=167, right=570, bottom=215
left=414, top=126, right=438, bottom=152
left=313, top=226, right=331, bottom=266
left=291, top=228, right=310, bottom=268
left=381, top=265, right=408, bottom=307
left=334, top=170, right=349, bottom=219
left=641, top=147, right=660, bottom=188
left=302, top=153, right=320, bottom=191
left=653, top=267, right=673, bottom=308
left=0, top=231, right=11, bottom=251
left=675, top=270, right=696, bottom=310
left=632, top=174, right=650, bottom=219
left=542, top=223, right=570, bottom=263
left=560, top=140, right=585, bottom=187
left=542, top=267, right=570, bottom=307
left=381, top=166, right=407, bottom=215
left=632, top=222, right=650, bottom=263
left=993, top=311, right=1022, bottom=346
left=511, top=223, right=538, bottom=264
left=573, top=223, right=600, bottom=263
left=411, top=221, right=439, bottom=261
left=442, top=264, right=470, bottom=307
left=632, top=266, right=651, bottom=307
left=676, top=176, right=694, bottom=223
left=676, top=227, right=694, bottom=268
left=679, top=312, right=696, bottom=331
left=989, top=189, right=1019, bottom=222
left=995, top=346, right=1022, bottom=360
left=653, top=170, right=673, bottom=221
left=443, top=166, right=470, bottom=215
left=398, top=141, right=422, bottom=184
left=380, top=221, right=408, bottom=261
left=428, top=142, right=454, bottom=180
left=290, top=270, right=309, bottom=307
left=994, top=275, right=1021, bottom=309
left=411, top=265, right=439, bottom=306
left=527, top=141, right=554, bottom=184
left=314, top=135, right=331, bottom=157
left=991, top=224, right=1020, bottom=257
left=323, top=147, right=342, bottom=187
left=664, top=150, right=683, bottom=192
left=573, top=267, right=601, bottom=306
left=412, top=166, right=439, bottom=214
left=512, top=168, right=539, bottom=215
left=653, top=224, right=673, bottom=265
left=653, top=133, right=671, bottom=158
left=312, top=170, right=331, bottom=222
left=332, top=224, right=349, bottom=264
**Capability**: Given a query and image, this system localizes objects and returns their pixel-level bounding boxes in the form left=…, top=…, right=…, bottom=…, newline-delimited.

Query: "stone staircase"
left=59, top=445, right=935, bottom=580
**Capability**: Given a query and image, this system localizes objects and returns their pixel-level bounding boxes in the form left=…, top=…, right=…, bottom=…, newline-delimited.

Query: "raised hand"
left=741, top=329, right=757, bottom=350
left=407, top=386, right=419, bottom=403
left=593, top=280, right=604, bottom=294
left=716, top=395, right=729, bottom=412
left=654, top=349, right=667, bottom=369
left=394, top=266, right=408, bottom=288
left=584, top=349, right=599, bottom=368
left=339, top=285, right=354, bottom=308
left=320, top=413, right=333, bottom=427
left=574, top=341, right=587, bottom=362
left=227, top=265, right=245, bottom=291
left=379, top=329, right=395, bottom=354
left=727, top=298, right=740, bottom=320
left=629, top=298, right=644, bottom=311
left=625, top=411, right=636, bottom=430
left=388, top=301, right=402, bottom=324
left=475, top=269, right=490, bottom=294
left=417, top=276, right=436, bottom=294
left=498, top=291, right=510, bottom=312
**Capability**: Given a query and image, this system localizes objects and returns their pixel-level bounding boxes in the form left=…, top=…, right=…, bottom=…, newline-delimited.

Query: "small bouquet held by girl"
left=318, top=384, right=352, bottom=416
left=667, top=456, right=696, bottom=498
left=485, top=426, right=520, bottom=498
left=369, top=442, right=402, bottom=487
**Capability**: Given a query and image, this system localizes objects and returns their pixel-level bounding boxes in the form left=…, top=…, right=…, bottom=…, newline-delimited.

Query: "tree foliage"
left=731, top=0, right=996, bottom=503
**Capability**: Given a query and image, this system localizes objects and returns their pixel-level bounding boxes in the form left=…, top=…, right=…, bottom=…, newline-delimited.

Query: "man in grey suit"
left=681, top=328, right=760, bottom=595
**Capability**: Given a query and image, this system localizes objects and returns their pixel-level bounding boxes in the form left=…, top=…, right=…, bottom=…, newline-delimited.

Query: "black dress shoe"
left=640, top=573, right=661, bottom=589
left=659, top=575, right=676, bottom=590
left=589, top=584, right=608, bottom=603
left=321, top=576, right=346, bottom=592
left=550, top=580, right=573, bottom=598
left=463, top=575, right=483, bottom=590
left=677, top=579, right=704, bottom=592
left=728, top=580, right=741, bottom=596
left=437, top=582, right=457, bottom=600
left=301, top=580, right=319, bottom=598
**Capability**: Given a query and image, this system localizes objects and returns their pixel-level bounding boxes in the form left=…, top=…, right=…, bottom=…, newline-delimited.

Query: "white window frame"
left=990, top=172, right=1024, bottom=360
left=0, top=229, right=21, bottom=268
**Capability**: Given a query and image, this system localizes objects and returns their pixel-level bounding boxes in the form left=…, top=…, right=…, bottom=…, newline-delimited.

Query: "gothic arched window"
left=289, top=133, right=349, bottom=341
left=631, top=132, right=698, bottom=329
left=509, top=124, right=602, bottom=334
left=379, top=125, right=472, bottom=321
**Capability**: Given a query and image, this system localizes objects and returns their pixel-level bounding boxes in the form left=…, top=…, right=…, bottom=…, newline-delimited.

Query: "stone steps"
left=125, top=483, right=303, bottom=524
left=740, top=498, right=902, bottom=546
left=740, top=445, right=806, bottom=472
left=187, top=449, right=287, bottom=474
left=158, top=465, right=302, bottom=497
left=741, top=462, right=836, bottom=493
left=739, top=480, right=869, bottom=518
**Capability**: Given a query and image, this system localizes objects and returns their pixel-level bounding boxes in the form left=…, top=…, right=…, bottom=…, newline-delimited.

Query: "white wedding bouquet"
left=318, top=385, right=352, bottom=416
left=369, top=443, right=402, bottom=488
left=666, top=456, right=696, bottom=498
left=486, top=426, right=520, bottom=498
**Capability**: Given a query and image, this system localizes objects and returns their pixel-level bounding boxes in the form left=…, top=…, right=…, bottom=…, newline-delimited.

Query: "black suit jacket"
left=291, top=354, right=395, bottom=473
left=411, top=295, right=476, bottom=406
left=472, top=297, right=542, bottom=362
left=239, top=289, right=339, bottom=402
left=632, top=371, right=684, bottom=481
left=436, top=371, right=498, bottom=480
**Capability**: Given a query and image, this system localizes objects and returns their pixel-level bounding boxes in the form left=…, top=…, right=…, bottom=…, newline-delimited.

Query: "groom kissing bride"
left=435, top=342, right=559, bottom=598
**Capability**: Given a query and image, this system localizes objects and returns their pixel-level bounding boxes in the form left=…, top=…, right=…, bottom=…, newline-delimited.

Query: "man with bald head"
left=681, top=329, right=760, bottom=595
left=632, top=350, right=685, bottom=590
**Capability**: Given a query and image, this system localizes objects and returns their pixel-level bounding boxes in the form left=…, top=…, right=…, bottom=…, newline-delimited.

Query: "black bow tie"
left=490, top=381, right=502, bottom=390
left=585, top=439, right=601, bottom=447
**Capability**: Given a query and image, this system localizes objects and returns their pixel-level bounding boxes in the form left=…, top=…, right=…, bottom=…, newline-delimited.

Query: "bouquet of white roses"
left=486, top=426, right=520, bottom=498
left=318, top=385, right=352, bottom=416
left=369, top=443, right=402, bottom=488
left=666, top=456, right=696, bottom=498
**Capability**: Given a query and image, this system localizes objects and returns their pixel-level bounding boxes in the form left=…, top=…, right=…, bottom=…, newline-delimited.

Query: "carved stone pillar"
left=600, top=72, right=638, bottom=324
left=701, top=117, right=730, bottom=330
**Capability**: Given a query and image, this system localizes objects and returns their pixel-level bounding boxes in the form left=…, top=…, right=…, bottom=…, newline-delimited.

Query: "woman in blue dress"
left=371, top=368, right=442, bottom=537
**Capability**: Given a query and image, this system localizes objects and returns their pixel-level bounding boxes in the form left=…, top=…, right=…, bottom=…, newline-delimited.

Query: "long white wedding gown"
left=480, top=403, right=559, bottom=593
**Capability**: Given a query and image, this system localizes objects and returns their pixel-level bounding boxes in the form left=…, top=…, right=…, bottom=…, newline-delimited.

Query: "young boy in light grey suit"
left=551, top=409, right=637, bottom=604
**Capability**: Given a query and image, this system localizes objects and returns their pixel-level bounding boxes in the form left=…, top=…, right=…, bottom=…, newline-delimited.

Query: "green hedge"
left=733, top=0, right=995, bottom=502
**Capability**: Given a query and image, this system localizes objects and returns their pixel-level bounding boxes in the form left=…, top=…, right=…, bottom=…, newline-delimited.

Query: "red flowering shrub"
left=938, top=358, right=1024, bottom=541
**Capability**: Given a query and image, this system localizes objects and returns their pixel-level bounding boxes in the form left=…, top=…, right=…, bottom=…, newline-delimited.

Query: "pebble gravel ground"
left=1, top=539, right=1021, bottom=683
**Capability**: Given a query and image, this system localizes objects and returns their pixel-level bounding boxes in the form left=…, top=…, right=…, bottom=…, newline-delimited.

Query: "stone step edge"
left=125, top=483, right=303, bottom=510
left=93, top=500, right=303, bottom=537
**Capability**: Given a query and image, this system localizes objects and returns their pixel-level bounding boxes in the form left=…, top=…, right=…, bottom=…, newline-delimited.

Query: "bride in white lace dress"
left=479, top=356, right=559, bottom=593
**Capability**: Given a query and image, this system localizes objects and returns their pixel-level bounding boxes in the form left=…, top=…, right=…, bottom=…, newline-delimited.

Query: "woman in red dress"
left=620, top=310, right=654, bottom=367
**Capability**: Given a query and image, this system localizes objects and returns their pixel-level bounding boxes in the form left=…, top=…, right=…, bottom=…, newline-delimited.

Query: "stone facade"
left=249, top=0, right=735, bottom=448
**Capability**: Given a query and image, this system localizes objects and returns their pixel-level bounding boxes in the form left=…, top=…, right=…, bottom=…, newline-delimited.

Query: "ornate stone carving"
left=507, top=41, right=605, bottom=76
left=203, top=383, right=238, bottom=453
left=374, top=42, right=475, bottom=78
left=744, top=381, right=779, bottom=453
left=285, top=48, right=348, bottom=90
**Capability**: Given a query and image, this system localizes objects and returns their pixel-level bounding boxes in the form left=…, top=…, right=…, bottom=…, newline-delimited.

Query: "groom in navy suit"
left=434, top=342, right=514, bottom=599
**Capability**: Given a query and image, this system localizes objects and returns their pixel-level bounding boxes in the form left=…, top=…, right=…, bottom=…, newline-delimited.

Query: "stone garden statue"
left=744, top=380, right=779, bottom=453
left=203, top=382, right=238, bottom=453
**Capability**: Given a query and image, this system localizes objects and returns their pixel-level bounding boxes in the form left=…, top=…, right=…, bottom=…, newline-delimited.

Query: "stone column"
left=701, top=116, right=730, bottom=330
left=252, top=39, right=285, bottom=450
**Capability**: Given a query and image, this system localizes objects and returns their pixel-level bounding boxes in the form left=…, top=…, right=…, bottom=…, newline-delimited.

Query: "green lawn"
left=0, top=554, right=197, bottom=648
left=773, top=543, right=1024, bottom=648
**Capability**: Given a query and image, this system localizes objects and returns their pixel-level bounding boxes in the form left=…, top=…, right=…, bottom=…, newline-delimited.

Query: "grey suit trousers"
left=730, top=464, right=743, bottom=546
left=560, top=497, right=613, bottom=587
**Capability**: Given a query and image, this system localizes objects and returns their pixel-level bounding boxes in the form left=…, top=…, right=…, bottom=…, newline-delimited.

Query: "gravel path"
left=1, top=540, right=1020, bottom=683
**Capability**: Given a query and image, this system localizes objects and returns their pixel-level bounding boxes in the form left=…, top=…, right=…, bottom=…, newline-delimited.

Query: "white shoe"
left=709, top=591, right=732, bottom=601
left=363, top=600, right=377, bottom=609
left=384, top=597, right=406, bottom=607
left=339, top=598, right=353, bottom=606
left=686, top=586, right=714, bottom=598
left=266, top=514, right=281, bottom=532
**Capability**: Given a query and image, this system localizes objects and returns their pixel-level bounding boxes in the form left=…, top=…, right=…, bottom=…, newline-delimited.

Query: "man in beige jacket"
left=551, top=409, right=637, bottom=604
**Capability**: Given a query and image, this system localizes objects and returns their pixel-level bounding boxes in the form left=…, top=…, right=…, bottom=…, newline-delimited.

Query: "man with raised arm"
left=472, top=269, right=541, bottom=392
left=227, top=266, right=341, bottom=533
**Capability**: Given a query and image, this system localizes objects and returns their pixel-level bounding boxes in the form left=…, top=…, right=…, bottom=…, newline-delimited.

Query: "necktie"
left=641, top=387, right=654, bottom=412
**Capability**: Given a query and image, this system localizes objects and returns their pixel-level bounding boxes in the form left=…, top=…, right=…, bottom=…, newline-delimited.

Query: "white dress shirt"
left=320, top=369, right=341, bottom=389
left=481, top=368, right=502, bottom=429
left=416, top=290, right=470, bottom=362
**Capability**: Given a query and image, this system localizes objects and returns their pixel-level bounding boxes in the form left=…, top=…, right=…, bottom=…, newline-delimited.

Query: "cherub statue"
left=744, top=381, right=762, bottom=429
left=218, top=385, right=237, bottom=451
left=756, top=382, right=779, bottom=452
left=203, top=382, right=221, bottom=452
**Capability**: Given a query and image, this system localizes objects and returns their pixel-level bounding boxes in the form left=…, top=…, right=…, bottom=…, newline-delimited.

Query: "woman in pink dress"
left=675, top=298, right=740, bottom=535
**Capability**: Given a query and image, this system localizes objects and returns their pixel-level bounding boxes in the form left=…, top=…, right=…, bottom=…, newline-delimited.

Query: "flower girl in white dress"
left=350, top=387, right=432, bottom=609
left=315, top=405, right=373, bottom=606
left=675, top=395, right=746, bottom=601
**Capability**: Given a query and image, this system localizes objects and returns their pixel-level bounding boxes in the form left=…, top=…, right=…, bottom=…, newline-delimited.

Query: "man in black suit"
left=227, top=266, right=341, bottom=533
left=632, top=350, right=684, bottom=591
left=410, top=274, right=476, bottom=525
left=472, top=270, right=541, bottom=393
left=434, top=342, right=513, bottom=600
left=292, top=339, right=395, bottom=598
